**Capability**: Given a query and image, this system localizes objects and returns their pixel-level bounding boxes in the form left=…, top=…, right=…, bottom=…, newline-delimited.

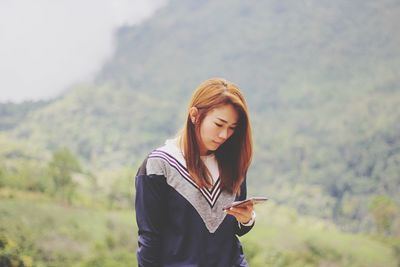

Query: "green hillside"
left=0, top=101, right=50, bottom=131
left=0, top=0, right=399, bottom=254
left=0, top=189, right=137, bottom=267
left=1, top=189, right=398, bottom=267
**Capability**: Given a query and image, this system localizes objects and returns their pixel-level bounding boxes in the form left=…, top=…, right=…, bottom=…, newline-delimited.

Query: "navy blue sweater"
left=135, top=142, right=254, bottom=267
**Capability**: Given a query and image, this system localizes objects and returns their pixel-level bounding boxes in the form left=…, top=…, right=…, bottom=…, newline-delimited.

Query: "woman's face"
left=197, top=104, right=239, bottom=155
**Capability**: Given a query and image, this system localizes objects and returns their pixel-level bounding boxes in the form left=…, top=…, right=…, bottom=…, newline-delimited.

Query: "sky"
left=0, top=0, right=166, bottom=103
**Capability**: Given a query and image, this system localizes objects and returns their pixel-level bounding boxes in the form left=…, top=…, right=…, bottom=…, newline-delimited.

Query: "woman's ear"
left=189, top=107, right=198, bottom=124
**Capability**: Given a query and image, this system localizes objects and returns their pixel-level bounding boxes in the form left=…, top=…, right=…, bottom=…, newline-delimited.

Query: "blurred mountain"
left=0, top=100, right=50, bottom=131
left=1, top=0, right=399, bottom=232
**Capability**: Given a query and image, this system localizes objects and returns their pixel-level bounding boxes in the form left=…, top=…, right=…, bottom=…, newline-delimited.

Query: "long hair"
left=179, top=78, right=253, bottom=194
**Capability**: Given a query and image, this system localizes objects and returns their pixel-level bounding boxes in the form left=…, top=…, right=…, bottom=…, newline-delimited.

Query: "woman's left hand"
left=224, top=202, right=254, bottom=224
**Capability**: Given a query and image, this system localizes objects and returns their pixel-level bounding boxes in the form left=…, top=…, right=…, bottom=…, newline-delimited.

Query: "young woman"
left=135, top=78, right=255, bottom=266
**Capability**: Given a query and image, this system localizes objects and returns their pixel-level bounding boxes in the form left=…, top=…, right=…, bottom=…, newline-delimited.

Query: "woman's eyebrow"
left=217, top=117, right=238, bottom=125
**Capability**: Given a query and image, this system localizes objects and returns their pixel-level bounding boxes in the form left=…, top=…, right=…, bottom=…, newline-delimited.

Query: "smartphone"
left=223, top=197, right=268, bottom=210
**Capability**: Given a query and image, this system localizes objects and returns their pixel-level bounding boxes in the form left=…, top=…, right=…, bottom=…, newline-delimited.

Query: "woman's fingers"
left=225, top=203, right=253, bottom=224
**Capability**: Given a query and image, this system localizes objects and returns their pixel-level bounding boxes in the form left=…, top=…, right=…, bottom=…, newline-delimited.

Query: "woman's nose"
left=219, top=128, right=228, bottom=139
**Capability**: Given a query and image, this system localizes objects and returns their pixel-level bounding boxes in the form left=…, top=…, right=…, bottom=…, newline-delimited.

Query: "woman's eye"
left=229, top=127, right=236, bottom=131
left=215, top=123, right=223, bottom=127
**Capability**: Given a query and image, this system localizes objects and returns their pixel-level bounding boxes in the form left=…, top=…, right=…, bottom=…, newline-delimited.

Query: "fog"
left=0, top=0, right=166, bottom=102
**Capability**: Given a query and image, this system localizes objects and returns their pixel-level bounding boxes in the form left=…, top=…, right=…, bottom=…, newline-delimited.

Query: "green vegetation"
left=48, top=148, right=81, bottom=204
left=1, top=0, right=398, bottom=232
left=0, top=147, right=398, bottom=266
left=0, top=100, right=49, bottom=131
left=0, top=189, right=398, bottom=267
left=0, top=190, right=137, bottom=267
left=242, top=204, right=399, bottom=267
left=1, top=0, right=399, bottom=265
left=369, top=195, right=399, bottom=236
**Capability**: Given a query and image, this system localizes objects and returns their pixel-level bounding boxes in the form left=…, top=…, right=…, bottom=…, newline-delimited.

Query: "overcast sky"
left=0, top=0, right=166, bottom=103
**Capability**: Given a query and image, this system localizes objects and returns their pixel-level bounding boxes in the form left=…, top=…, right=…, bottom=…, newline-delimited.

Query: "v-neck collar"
left=145, top=139, right=236, bottom=233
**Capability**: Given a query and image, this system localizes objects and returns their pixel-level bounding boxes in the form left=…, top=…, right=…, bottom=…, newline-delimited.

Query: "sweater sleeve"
left=235, top=177, right=255, bottom=236
left=135, top=158, right=168, bottom=267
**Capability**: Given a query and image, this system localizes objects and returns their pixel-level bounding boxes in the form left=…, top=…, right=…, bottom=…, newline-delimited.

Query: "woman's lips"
left=213, top=140, right=223, bottom=145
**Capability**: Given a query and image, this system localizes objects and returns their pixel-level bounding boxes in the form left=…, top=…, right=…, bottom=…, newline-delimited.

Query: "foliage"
left=0, top=192, right=137, bottom=267
left=0, top=0, right=399, bottom=240
left=241, top=204, right=399, bottom=267
left=47, top=147, right=81, bottom=203
left=0, top=234, right=33, bottom=267
left=2, top=0, right=399, bottom=265
left=368, top=195, right=399, bottom=235
left=103, top=167, right=136, bottom=209
left=1, top=193, right=398, bottom=267
left=0, top=100, right=49, bottom=131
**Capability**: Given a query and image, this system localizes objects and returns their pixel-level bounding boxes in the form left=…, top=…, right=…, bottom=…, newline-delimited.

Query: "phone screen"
left=223, top=197, right=268, bottom=210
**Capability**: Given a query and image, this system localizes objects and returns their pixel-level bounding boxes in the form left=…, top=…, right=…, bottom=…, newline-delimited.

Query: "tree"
left=48, top=147, right=81, bottom=204
left=368, top=195, right=398, bottom=235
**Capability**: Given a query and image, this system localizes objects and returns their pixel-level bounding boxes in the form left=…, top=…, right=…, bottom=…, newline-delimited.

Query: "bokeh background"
left=1, top=0, right=400, bottom=266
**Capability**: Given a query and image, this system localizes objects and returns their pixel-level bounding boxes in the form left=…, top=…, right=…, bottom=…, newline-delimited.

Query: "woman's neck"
left=200, top=148, right=214, bottom=156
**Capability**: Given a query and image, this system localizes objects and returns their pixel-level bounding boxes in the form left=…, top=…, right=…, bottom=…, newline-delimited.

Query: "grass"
left=0, top=188, right=398, bottom=267
left=241, top=203, right=397, bottom=267
left=0, top=189, right=137, bottom=267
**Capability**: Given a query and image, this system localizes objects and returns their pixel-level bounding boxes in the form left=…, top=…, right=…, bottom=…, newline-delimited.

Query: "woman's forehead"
left=207, top=105, right=239, bottom=124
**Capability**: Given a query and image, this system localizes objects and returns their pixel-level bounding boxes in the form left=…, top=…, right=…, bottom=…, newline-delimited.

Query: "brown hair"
left=179, top=78, right=253, bottom=194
